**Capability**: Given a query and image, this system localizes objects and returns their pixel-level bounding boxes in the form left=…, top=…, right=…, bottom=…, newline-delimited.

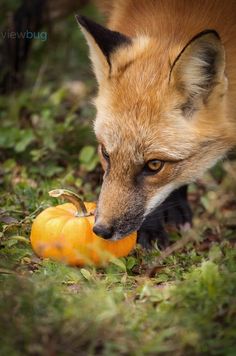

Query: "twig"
left=8, top=235, right=30, bottom=244
left=2, top=205, right=45, bottom=234
left=0, top=268, right=16, bottom=275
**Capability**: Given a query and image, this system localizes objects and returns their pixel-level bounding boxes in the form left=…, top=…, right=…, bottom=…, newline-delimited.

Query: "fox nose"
left=93, top=224, right=113, bottom=239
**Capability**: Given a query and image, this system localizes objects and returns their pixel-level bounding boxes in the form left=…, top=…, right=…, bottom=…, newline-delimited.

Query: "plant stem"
left=49, top=189, right=90, bottom=217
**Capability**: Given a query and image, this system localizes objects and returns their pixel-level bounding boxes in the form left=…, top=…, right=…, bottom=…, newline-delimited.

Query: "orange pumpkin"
left=30, top=189, right=137, bottom=266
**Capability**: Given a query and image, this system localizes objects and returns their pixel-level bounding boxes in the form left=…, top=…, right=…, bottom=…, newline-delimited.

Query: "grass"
left=0, top=3, right=236, bottom=355
left=1, top=240, right=236, bottom=355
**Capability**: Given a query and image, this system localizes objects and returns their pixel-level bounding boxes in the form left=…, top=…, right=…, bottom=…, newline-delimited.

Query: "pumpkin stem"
left=49, top=189, right=90, bottom=217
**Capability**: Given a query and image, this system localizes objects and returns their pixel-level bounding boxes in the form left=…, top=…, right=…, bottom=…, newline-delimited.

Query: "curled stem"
left=49, top=189, right=90, bottom=217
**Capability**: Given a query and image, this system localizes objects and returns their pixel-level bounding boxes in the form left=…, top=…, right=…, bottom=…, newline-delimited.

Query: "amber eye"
left=143, top=160, right=164, bottom=175
left=101, top=145, right=110, bottom=161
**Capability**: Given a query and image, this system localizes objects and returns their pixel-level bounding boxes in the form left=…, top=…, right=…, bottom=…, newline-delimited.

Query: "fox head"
left=76, top=15, right=232, bottom=240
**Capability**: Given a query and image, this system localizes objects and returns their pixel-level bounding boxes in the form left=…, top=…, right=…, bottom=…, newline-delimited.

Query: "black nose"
left=93, top=224, right=113, bottom=239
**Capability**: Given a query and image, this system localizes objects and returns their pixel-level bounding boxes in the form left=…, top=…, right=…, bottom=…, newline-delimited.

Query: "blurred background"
left=0, top=0, right=103, bottom=208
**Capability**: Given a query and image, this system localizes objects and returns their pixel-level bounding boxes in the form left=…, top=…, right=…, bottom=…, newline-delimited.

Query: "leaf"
left=83, top=155, right=99, bottom=172
left=126, top=256, right=137, bottom=271
left=21, top=257, right=32, bottom=264
left=79, top=146, right=95, bottom=164
left=0, top=127, right=20, bottom=148
left=50, top=87, right=67, bottom=105
left=110, top=258, right=127, bottom=272
left=209, top=245, right=223, bottom=262
left=80, top=268, right=92, bottom=281
left=15, top=130, right=35, bottom=152
left=30, top=149, right=45, bottom=162
left=200, top=196, right=210, bottom=211
left=42, top=165, right=63, bottom=178
left=75, top=178, right=83, bottom=187
left=155, top=273, right=170, bottom=284
left=67, top=271, right=81, bottom=284
left=3, top=239, right=18, bottom=247
left=3, top=159, right=16, bottom=172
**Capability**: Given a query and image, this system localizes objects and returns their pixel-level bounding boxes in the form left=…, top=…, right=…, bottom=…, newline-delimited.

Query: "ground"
left=0, top=4, right=236, bottom=356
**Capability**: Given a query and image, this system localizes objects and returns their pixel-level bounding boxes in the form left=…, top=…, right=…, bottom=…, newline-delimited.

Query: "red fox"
left=76, top=0, right=236, bottom=244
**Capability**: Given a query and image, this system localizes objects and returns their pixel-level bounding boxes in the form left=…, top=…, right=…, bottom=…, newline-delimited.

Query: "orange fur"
left=104, top=0, right=236, bottom=118
left=79, top=0, right=236, bottom=239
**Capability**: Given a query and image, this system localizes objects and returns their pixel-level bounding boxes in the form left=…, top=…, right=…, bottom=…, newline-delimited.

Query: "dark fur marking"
left=219, top=93, right=225, bottom=98
left=200, top=140, right=216, bottom=148
left=115, top=59, right=136, bottom=77
left=180, top=98, right=196, bottom=117
left=199, top=47, right=218, bottom=91
left=75, top=15, right=131, bottom=67
left=202, top=48, right=217, bottom=77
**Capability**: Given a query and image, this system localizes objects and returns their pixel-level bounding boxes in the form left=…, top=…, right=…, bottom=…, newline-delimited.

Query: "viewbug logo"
left=1, top=30, right=47, bottom=41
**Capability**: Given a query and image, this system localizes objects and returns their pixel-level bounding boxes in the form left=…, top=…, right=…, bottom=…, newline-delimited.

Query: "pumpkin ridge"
left=43, top=215, right=71, bottom=235
left=59, top=215, right=90, bottom=241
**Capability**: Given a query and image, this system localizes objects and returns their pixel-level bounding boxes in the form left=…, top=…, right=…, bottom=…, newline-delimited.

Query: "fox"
left=75, top=0, right=236, bottom=245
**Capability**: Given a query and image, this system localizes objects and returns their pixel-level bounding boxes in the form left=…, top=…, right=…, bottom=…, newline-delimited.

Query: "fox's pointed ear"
left=169, top=30, right=225, bottom=114
left=75, top=15, right=131, bottom=83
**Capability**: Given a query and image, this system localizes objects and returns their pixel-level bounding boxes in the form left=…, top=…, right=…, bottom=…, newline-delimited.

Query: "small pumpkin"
left=30, top=189, right=137, bottom=266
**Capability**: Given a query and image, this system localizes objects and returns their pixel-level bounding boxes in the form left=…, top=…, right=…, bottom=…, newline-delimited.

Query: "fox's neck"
left=108, top=0, right=234, bottom=43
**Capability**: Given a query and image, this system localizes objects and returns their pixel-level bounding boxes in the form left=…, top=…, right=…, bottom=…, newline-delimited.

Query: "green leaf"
left=80, top=268, right=92, bottom=281
left=79, top=145, right=95, bottom=164
left=82, top=155, right=99, bottom=172
left=3, top=159, right=16, bottom=172
left=15, top=130, right=35, bottom=152
left=110, top=258, right=127, bottom=272
left=0, top=127, right=20, bottom=148
left=209, top=245, right=223, bottom=262
left=50, top=88, right=67, bottom=106
left=42, top=165, right=63, bottom=178
left=126, top=256, right=137, bottom=271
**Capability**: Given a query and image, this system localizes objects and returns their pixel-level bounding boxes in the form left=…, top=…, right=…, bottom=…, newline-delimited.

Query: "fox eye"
left=143, top=160, right=164, bottom=175
left=101, top=145, right=110, bottom=161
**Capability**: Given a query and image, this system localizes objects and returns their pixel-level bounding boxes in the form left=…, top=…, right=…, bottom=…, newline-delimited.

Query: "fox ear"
left=75, top=15, right=131, bottom=83
left=169, top=30, right=225, bottom=114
